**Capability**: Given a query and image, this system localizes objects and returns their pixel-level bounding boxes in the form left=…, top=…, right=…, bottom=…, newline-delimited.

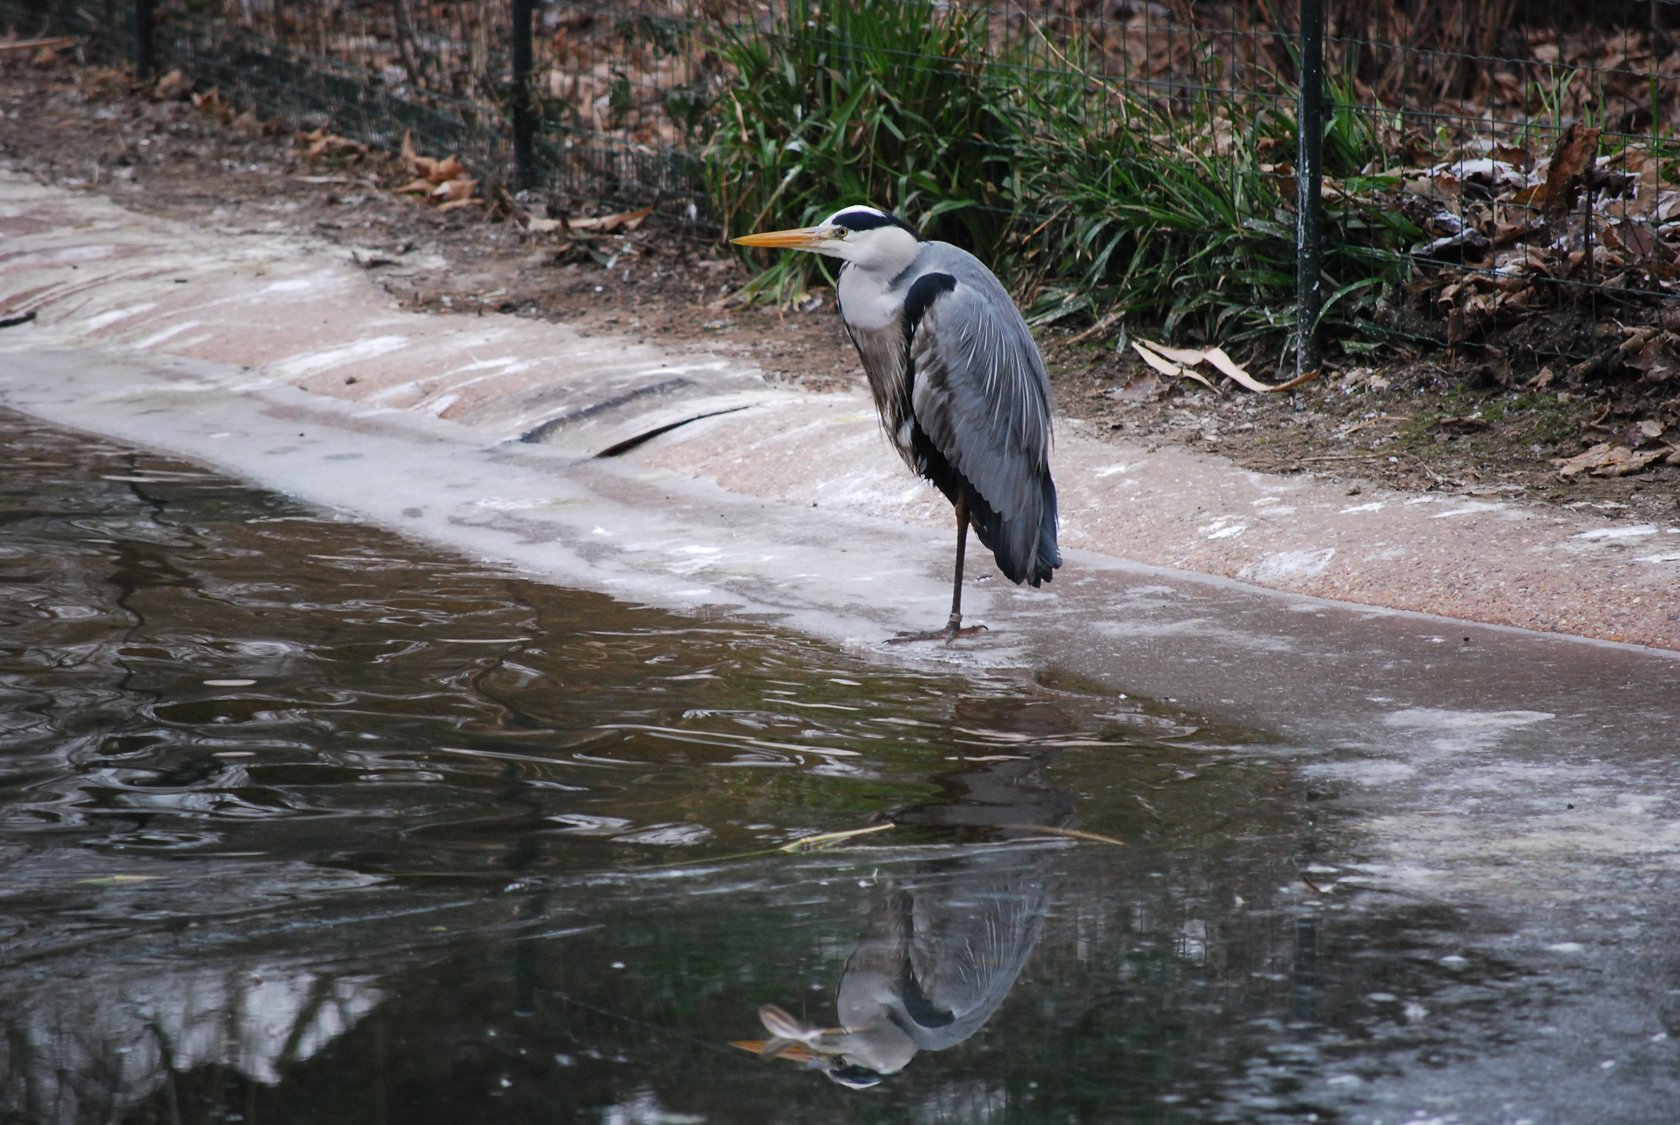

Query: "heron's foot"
left=886, top=621, right=989, bottom=646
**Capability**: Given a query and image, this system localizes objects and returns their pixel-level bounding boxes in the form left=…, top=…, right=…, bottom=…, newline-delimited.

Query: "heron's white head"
left=732, top=205, right=921, bottom=273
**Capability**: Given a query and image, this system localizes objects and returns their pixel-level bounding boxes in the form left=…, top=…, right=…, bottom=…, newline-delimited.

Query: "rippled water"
left=4, top=407, right=1673, bottom=1124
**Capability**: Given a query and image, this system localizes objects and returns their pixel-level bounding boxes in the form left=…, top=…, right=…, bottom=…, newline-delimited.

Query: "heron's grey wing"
left=908, top=253, right=1055, bottom=578
left=900, top=859, right=1049, bottom=1049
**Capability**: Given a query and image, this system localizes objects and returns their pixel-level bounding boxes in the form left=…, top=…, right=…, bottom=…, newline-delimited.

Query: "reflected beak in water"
left=730, top=1003, right=845, bottom=1066
left=731, top=1004, right=896, bottom=1089
left=728, top=1038, right=821, bottom=1064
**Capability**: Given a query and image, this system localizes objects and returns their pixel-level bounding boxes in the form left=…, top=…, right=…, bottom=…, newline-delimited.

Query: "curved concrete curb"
left=2, top=171, right=1676, bottom=652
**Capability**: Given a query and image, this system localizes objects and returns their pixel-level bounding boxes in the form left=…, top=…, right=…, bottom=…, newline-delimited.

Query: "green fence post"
left=1295, top=0, right=1325, bottom=379
left=511, top=0, right=535, bottom=193
left=132, top=0, right=156, bottom=80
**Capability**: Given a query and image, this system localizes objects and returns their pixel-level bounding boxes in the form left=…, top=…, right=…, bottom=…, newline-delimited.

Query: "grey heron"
left=733, top=206, right=1060, bottom=641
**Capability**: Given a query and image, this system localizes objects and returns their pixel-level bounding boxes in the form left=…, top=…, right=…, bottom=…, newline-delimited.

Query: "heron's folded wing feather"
left=909, top=266, right=1053, bottom=568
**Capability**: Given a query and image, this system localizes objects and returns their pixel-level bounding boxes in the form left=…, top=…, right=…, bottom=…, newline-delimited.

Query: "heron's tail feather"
left=1032, top=473, right=1062, bottom=586
left=963, top=471, right=1060, bottom=587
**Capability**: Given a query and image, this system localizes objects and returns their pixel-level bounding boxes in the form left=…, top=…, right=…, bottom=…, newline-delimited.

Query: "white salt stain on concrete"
left=132, top=320, right=205, bottom=349
left=82, top=303, right=158, bottom=332
left=1430, top=501, right=1513, bottom=519
left=1573, top=524, right=1659, bottom=542
left=1239, top=547, right=1337, bottom=584
left=273, top=336, right=411, bottom=380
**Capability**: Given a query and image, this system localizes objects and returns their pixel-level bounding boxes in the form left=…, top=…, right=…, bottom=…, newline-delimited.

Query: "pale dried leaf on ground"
left=1552, top=442, right=1666, bottom=478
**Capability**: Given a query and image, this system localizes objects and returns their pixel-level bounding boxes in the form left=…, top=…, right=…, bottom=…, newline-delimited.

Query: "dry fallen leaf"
left=1538, top=122, right=1600, bottom=222
left=392, top=131, right=475, bottom=207
left=191, top=86, right=230, bottom=124
left=400, top=131, right=432, bottom=179
left=303, top=127, right=367, bottom=162
left=432, top=177, right=478, bottom=206
left=427, top=154, right=465, bottom=185
left=565, top=205, right=654, bottom=233
left=1552, top=442, right=1665, bottom=478
left=152, top=68, right=191, bottom=101
left=1130, top=340, right=1215, bottom=390
left=1133, top=338, right=1317, bottom=393
left=523, top=206, right=654, bottom=236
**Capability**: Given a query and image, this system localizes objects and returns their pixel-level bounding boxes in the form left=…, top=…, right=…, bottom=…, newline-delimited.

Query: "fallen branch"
left=0, top=36, right=76, bottom=53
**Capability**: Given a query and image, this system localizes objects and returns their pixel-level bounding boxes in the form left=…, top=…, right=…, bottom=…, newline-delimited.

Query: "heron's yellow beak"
left=731, top=225, right=829, bottom=250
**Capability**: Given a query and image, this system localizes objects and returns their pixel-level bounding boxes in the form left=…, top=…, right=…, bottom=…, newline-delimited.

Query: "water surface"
left=2, top=407, right=1674, bottom=1124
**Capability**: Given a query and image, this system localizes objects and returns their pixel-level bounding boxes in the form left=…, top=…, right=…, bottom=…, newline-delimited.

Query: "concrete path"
left=2, top=171, right=1677, bottom=653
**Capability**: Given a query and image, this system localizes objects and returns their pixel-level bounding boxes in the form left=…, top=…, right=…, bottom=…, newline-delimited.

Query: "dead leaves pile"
left=1552, top=416, right=1679, bottom=479
left=301, top=125, right=367, bottom=164
left=521, top=204, right=654, bottom=266
left=296, top=127, right=478, bottom=212
left=1553, top=438, right=1677, bottom=479
left=394, top=131, right=477, bottom=210
left=1384, top=122, right=1680, bottom=362
left=144, top=67, right=264, bottom=133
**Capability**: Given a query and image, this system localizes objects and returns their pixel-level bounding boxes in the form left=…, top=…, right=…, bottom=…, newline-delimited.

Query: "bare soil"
left=4, top=57, right=1677, bottom=526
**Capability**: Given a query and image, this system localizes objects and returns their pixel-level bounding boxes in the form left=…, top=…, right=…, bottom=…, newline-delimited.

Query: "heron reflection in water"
left=735, top=750, right=1071, bottom=1086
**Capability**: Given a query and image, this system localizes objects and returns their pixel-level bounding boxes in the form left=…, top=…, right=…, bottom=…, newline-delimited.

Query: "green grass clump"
left=702, top=1, right=1418, bottom=360
left=702, top=0, right=1019, bottom=302
left=1015, top=70, right=1417, bottom=361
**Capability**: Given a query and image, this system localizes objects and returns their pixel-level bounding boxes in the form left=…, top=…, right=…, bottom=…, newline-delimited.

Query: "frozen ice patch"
left=1382, top=707, right=1552, bottom=754
left=474, top=496, right=553, bottom=511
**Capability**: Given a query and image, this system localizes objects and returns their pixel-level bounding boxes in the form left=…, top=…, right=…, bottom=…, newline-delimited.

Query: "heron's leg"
left=946, top=493, right=969, bottom=631
left=941, top=495, right=988, bottom=642
left=888, top=495, right=988, bottom=645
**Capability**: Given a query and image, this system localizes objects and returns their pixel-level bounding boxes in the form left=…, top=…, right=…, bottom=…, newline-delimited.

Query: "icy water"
left=2, top=407, right=1676, bottom=1124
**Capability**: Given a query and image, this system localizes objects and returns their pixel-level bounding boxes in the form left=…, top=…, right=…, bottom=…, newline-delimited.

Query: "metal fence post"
left=133, top=0, right=156, bottom=80
left=1295, top=0, right=1325, bottom=379
left=511, top=0, right=536, bottom=193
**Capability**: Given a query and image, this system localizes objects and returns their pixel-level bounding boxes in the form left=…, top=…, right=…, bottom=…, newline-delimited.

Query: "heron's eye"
left=830, top=227, right=847, bottom=240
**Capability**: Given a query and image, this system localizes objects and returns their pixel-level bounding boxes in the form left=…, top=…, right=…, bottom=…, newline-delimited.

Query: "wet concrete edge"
left=1, top=170, right=1677, bottom=657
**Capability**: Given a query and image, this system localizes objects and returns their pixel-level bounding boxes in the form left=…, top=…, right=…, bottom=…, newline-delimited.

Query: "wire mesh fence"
left=4, top=0, right=1677, bottom=371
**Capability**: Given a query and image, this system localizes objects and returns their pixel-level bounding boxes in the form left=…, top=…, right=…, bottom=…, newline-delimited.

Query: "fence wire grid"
left=5, top=0, right=1679, bottom=369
